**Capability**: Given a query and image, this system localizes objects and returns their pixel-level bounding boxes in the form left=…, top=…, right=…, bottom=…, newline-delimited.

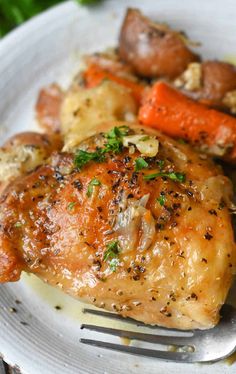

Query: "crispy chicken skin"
left=0, top=125, right=235, bottom=329
left=119, top=8, right=199, bottom=79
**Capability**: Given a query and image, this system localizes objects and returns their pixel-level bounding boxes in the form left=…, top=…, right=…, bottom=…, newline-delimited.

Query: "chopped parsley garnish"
left=135, top=157, right=149, bottom=172
left=106, top=126, right=129, bottom=139
left=157, top=160, right=164, bottom=170
left=103, top=240, right=120, bottom=260
left=74, top=126, right=129, bottom=169
left=67, top=202, right=76, bottom=211
left=103, top=240, right=121, bottom=272
left=74, top=149, right=105, bottom=169
left=104, top=126, right=129, bottom=154
left=144, top=172, right=186, bottom=182
left=14, top=222, right=22, bottom=228
left=87, top=178, right=101, bottom=197
left=109, top=258, right=120, bottom=272
left=157, top=193, right=166, bottom=206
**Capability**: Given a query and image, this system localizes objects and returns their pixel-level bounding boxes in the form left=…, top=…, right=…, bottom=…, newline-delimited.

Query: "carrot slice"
left=138, top=82, right=236, bottom=162
left=83, top=64, right=144, bottom=104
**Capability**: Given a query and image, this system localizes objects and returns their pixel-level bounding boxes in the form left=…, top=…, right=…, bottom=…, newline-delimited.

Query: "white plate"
left=0, top=1, right=236, bottom=373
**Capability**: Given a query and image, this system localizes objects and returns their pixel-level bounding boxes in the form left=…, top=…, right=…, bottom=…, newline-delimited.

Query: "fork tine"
left=80, top=339, right=200, bottom=363
left=82, top=308, right=193, bottom=333
left=81, top=324, right=193, bottom=346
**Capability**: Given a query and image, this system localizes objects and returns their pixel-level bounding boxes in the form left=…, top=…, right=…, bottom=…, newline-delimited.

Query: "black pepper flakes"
left=156, top=223, right=164, bottom=230
left=191, top=293, right=198, bottom=300
left=133, top=265, right=146, bottom=273
left=169, top=292, right=176, bottom=302
left=123, top=156, right=131, bottom=164
left=112, top=179, right=121, bottom=192
left=178, top=251, right=185, bottom=259
left=93, top=259, right=102, bottom=271
left=218, top=199, right=226, bottom=210
left=54, top=172, right=64, bottom=182
left=129, top=172, right=138, bottom=187
left=185, top=189, right=193, bottom=197
left=173, top=203, right=181, bottom=210
left=73, top=179, right=83, bottom=190
left=208, top=209, right=217, bottom=216
left=160, top=306, right=172, bottom=317
left=204, top=232, right=213, bottom=240
left=127, top=193, right=134, bottom=199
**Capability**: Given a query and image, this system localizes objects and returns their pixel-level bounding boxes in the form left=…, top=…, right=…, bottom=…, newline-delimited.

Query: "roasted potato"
left=0, top=132, right=62, bottom=194
left=60, top=80, right=138, bottom=150
left=118, top=8, right=199, bottom=79
left=36, top=83, right=64, bottom=132
left=175, top=61, right=236, bottom=113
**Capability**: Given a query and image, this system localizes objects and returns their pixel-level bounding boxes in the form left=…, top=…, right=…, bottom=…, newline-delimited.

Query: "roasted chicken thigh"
left=0, top=125, right=235, bottom=329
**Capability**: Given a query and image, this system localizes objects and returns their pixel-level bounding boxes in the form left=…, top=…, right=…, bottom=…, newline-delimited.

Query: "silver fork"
left=80, top=304, right=236, bottom=363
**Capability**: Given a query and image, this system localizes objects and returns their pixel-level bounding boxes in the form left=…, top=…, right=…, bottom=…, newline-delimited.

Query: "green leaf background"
left=0, top=0, right=100, bottom=37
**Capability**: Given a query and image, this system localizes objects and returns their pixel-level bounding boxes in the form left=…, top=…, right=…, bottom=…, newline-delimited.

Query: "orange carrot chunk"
left=138, top=82, right=236, bottom=162
left=83, top=64, right=144, bottom=104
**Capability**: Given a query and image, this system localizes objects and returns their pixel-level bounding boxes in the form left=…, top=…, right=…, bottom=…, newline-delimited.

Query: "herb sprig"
left=144, top=171, right=186, bottom=182
left=105, top=126, right=129, bottom=153
left=74, top=126, right=129, bottom=170
left=74, top=149, right=105, bottom=170
left=103, top=240, right=121, bottom=272
left=67, top=202, right=77, bottom=211
left=87, top=178, right=101, bottom=197
left=157, top=193, right=166, bottom=206
left=135, top=157, right=149, bottom=172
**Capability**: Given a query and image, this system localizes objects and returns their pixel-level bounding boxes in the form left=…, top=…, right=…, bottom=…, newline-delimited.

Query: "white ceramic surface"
left=0, top=1, right=236, bottom=373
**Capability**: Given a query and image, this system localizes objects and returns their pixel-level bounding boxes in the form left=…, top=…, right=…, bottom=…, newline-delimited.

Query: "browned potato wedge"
left=174, top=61, right=236, bottom=113
left=118, top=8, right=199, bottom=79
left=36, top=84, right=64, bottom=132
left=0, top=132, right=62, bottom=194
left=201, top=61, right=236, bottom=107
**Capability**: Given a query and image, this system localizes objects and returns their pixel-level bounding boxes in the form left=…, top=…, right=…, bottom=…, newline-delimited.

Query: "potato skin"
left=201, top=61, right=236, bottom=106
left=0, top=132, right=62, bottom=195
left=175, top=61, right=236, bottom=112
left=36, top=84, right=63, bottom=132
left=119, top=8, right=199, bottom=79
left=3, top=131, right=61, bottom=150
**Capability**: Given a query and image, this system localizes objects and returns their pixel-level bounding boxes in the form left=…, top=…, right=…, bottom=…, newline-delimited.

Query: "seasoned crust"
left=0, top=125, right=235, bottom=329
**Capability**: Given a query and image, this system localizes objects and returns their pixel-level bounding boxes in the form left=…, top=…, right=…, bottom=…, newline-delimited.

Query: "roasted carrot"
left=83, top=64, right=145, bottom=104
left=138, top=82, right=236, bottom=162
